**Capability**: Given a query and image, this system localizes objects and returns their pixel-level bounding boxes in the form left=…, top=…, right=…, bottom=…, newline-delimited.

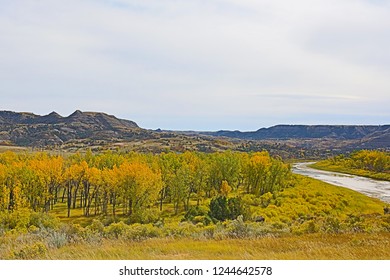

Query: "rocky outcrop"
left=0, top=110, right=141, bottom=146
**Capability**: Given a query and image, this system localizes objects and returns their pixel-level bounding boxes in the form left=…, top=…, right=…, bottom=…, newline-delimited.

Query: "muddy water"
left=292, top=162, right=390, bottom=203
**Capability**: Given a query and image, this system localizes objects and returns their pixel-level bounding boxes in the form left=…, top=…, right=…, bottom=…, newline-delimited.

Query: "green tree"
left=209, top=196, right=244, bottom=221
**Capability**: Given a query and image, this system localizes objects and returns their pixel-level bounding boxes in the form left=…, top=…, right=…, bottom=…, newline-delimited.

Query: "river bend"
left=292, top=162, right=390, bottom=203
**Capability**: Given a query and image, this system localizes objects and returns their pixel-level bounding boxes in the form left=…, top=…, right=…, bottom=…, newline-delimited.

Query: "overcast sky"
left=1, top=0, right=389, bottom=130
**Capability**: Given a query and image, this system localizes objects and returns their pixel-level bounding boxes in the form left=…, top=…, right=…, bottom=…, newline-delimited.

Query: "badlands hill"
left=0, top=110, right=388, bottom=155
left=0, top=110, right=142, bottom=146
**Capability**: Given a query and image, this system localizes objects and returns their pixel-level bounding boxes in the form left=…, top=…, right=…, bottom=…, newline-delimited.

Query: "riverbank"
left=292, top=162, right=390, bottom=204
left=310, top=151, right=390, bottom=182
left=310, top=161, right=390, bottom=182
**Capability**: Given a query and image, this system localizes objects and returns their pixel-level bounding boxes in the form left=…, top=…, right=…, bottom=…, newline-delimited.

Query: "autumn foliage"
left=0, top=150, right=290, bottom=220
left=313, top=150, right=390, bottom=181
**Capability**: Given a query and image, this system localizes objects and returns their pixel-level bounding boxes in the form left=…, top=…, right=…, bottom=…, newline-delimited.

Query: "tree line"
left=328, top=150, right=390, bottom=173
left=0, top=150, right=291, bottom=219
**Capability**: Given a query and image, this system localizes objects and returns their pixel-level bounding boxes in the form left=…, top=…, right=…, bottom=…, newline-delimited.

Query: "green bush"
left=209, top=196, right=245, bottom=222
left=104, top=221, right=128, bottom=238
left=183, top=205, right=212, bottom=225
left=127, top=208, right=161, bottom=224
left=29, top=212, right=60, bottom=230
left=88, top=219, right=105, bottom=234
left=0, top=210, right=59, bottom=233
left=124, top=223, right=162, bottom=241
left=163, top=222, right=199, bottom=238
left=380, top=215, right=390, bottom=231
left=11, top=242, right=47, bottom=260
left=322, top=217, right=343, bottom=233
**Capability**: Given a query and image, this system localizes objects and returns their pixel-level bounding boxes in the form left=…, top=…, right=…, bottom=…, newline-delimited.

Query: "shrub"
left=124, top=223, right=162, bottom=241
left=209, top=196, right=245, bottom=222
left=197, top=225, right=216, bottom=239
left=241, top=194, right=260, bottom=206
left=88, top=219, right=105, bottom=234
left=0, top=210, right=29, bottom=232
left=209, top=196, right=230, bottom=221
left=127, top=208, right=160, bottom=224
left=104, top=221, right=128, bottom=238
left=183, top=206, right=212, bottom=225
left=380, top=215, right=390, bottom=231
left=29, top=212, right=60, bottom=230
left=11, top=242, right=47, bottom=260
left=163, top=222, right=199, bottom=238
left=46, top=230, right=68, bottom=249
left=226, top=215, right=250, bottom=238
left=0, top=210, right=60, bottom=233
left=322, top=217, right=343, bottom=233
left=345, top=214, right=365, bottom=233
left=247, top=222, right=275, bottom=237
left=292, top=220, right=319, bottom=235
left=260, top=192, right=273, bottom=207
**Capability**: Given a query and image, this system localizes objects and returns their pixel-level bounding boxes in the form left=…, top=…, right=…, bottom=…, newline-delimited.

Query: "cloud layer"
left=1, top=0, right=389, bottom=130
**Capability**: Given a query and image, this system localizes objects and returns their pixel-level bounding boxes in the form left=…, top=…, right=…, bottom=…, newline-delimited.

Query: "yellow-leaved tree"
left=117, top=161, right=162, bottom=216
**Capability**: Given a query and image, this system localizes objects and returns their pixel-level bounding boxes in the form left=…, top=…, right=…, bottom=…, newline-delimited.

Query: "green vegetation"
left=312, top=150, right=390, bottom=181
left=2, top=232, right=390, bottom=260
left=0, top=150, right=389, bottom=260
left=0, top=150, right=290, bottom=219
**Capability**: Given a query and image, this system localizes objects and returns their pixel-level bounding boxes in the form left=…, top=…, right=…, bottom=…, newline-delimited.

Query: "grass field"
left=16, top=233, right=390, bottom=260
left=1, top=173, right=389, bottom=260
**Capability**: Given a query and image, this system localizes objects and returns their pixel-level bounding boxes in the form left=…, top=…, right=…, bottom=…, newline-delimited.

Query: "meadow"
left=3, top=233, right=390, bottom=260
left=0, top=150, right=389, bottom=260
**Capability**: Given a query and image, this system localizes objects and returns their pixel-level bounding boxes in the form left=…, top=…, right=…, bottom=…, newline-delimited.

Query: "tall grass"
left=37, top=233, right=390, bottom=260
left=1, top=176, right=389, bottom=260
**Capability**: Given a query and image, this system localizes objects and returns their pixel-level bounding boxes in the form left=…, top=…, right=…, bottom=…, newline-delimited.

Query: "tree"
left=181, top=152, right=208, bottom=208
left=206, top=151, right=242, bottom=197
left=28, top=155, right=64, bottom=212
left=220, top=180, right=232, bottom=197
left=82, top=167, right=101, bottom=216
left=101, top=166, right=120, bottom=218
left=159, top=153, right=179, bottom=211
left=3, top=162, right=27, bottom=212
left=117, top=161, right=162, bottom=216
left=243, top=152, right=290, bottom=196
left=63, top=161, right=88, bottom=217
left=209, top=196, right=244, bottom=221
left=0, top=163, right=9, bottom=211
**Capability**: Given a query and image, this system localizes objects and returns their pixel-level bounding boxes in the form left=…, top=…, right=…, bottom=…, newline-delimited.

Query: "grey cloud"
left=0, top=0, right=389, bottom=130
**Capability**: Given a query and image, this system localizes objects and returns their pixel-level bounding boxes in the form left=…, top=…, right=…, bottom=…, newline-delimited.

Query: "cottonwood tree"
left=29, top=155, right=64, bottom=212
left=63, top=161, right=88, bottom=217
left=243, top=152, right=289, bottom=196
left=117, top=161, right=162, bottom=216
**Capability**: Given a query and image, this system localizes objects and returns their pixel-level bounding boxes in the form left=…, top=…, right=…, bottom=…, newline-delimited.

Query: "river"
left=292, top=162, right=390, bottom=203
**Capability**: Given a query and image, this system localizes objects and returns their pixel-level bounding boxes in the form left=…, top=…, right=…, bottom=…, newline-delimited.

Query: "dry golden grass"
left=44, top=233, right=390, bottom=260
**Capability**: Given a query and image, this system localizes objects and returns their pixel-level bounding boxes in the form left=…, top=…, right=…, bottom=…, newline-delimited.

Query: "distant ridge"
left=0, top=110, right=138, bottom=128
left=206, top=124, right=390, bottom=140
left=0, top=110, right=388, bottom=151
left=0, top=110, right=141, bottom=146
left=200, top=124, right=390, bottom=150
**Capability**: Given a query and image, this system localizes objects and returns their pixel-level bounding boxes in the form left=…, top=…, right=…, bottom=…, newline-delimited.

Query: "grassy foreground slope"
left=41, top=233, right=390, bottom=260
left=1, top=175, right=389, bottom=260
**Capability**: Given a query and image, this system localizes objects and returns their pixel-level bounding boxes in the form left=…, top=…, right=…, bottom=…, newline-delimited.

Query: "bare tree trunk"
left=67, top=183, right=72, bottom=218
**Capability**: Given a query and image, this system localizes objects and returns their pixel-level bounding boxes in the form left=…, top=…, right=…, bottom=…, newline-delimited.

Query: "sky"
left=1, top=0, right=389, bottom=131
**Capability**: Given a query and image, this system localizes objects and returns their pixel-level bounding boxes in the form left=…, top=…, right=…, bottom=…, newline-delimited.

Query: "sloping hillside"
left=203, top=125, right=390, bottom=149
left=1, top=110, right=388, bottom=154
left=0, top=110, right=142, bottom=146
